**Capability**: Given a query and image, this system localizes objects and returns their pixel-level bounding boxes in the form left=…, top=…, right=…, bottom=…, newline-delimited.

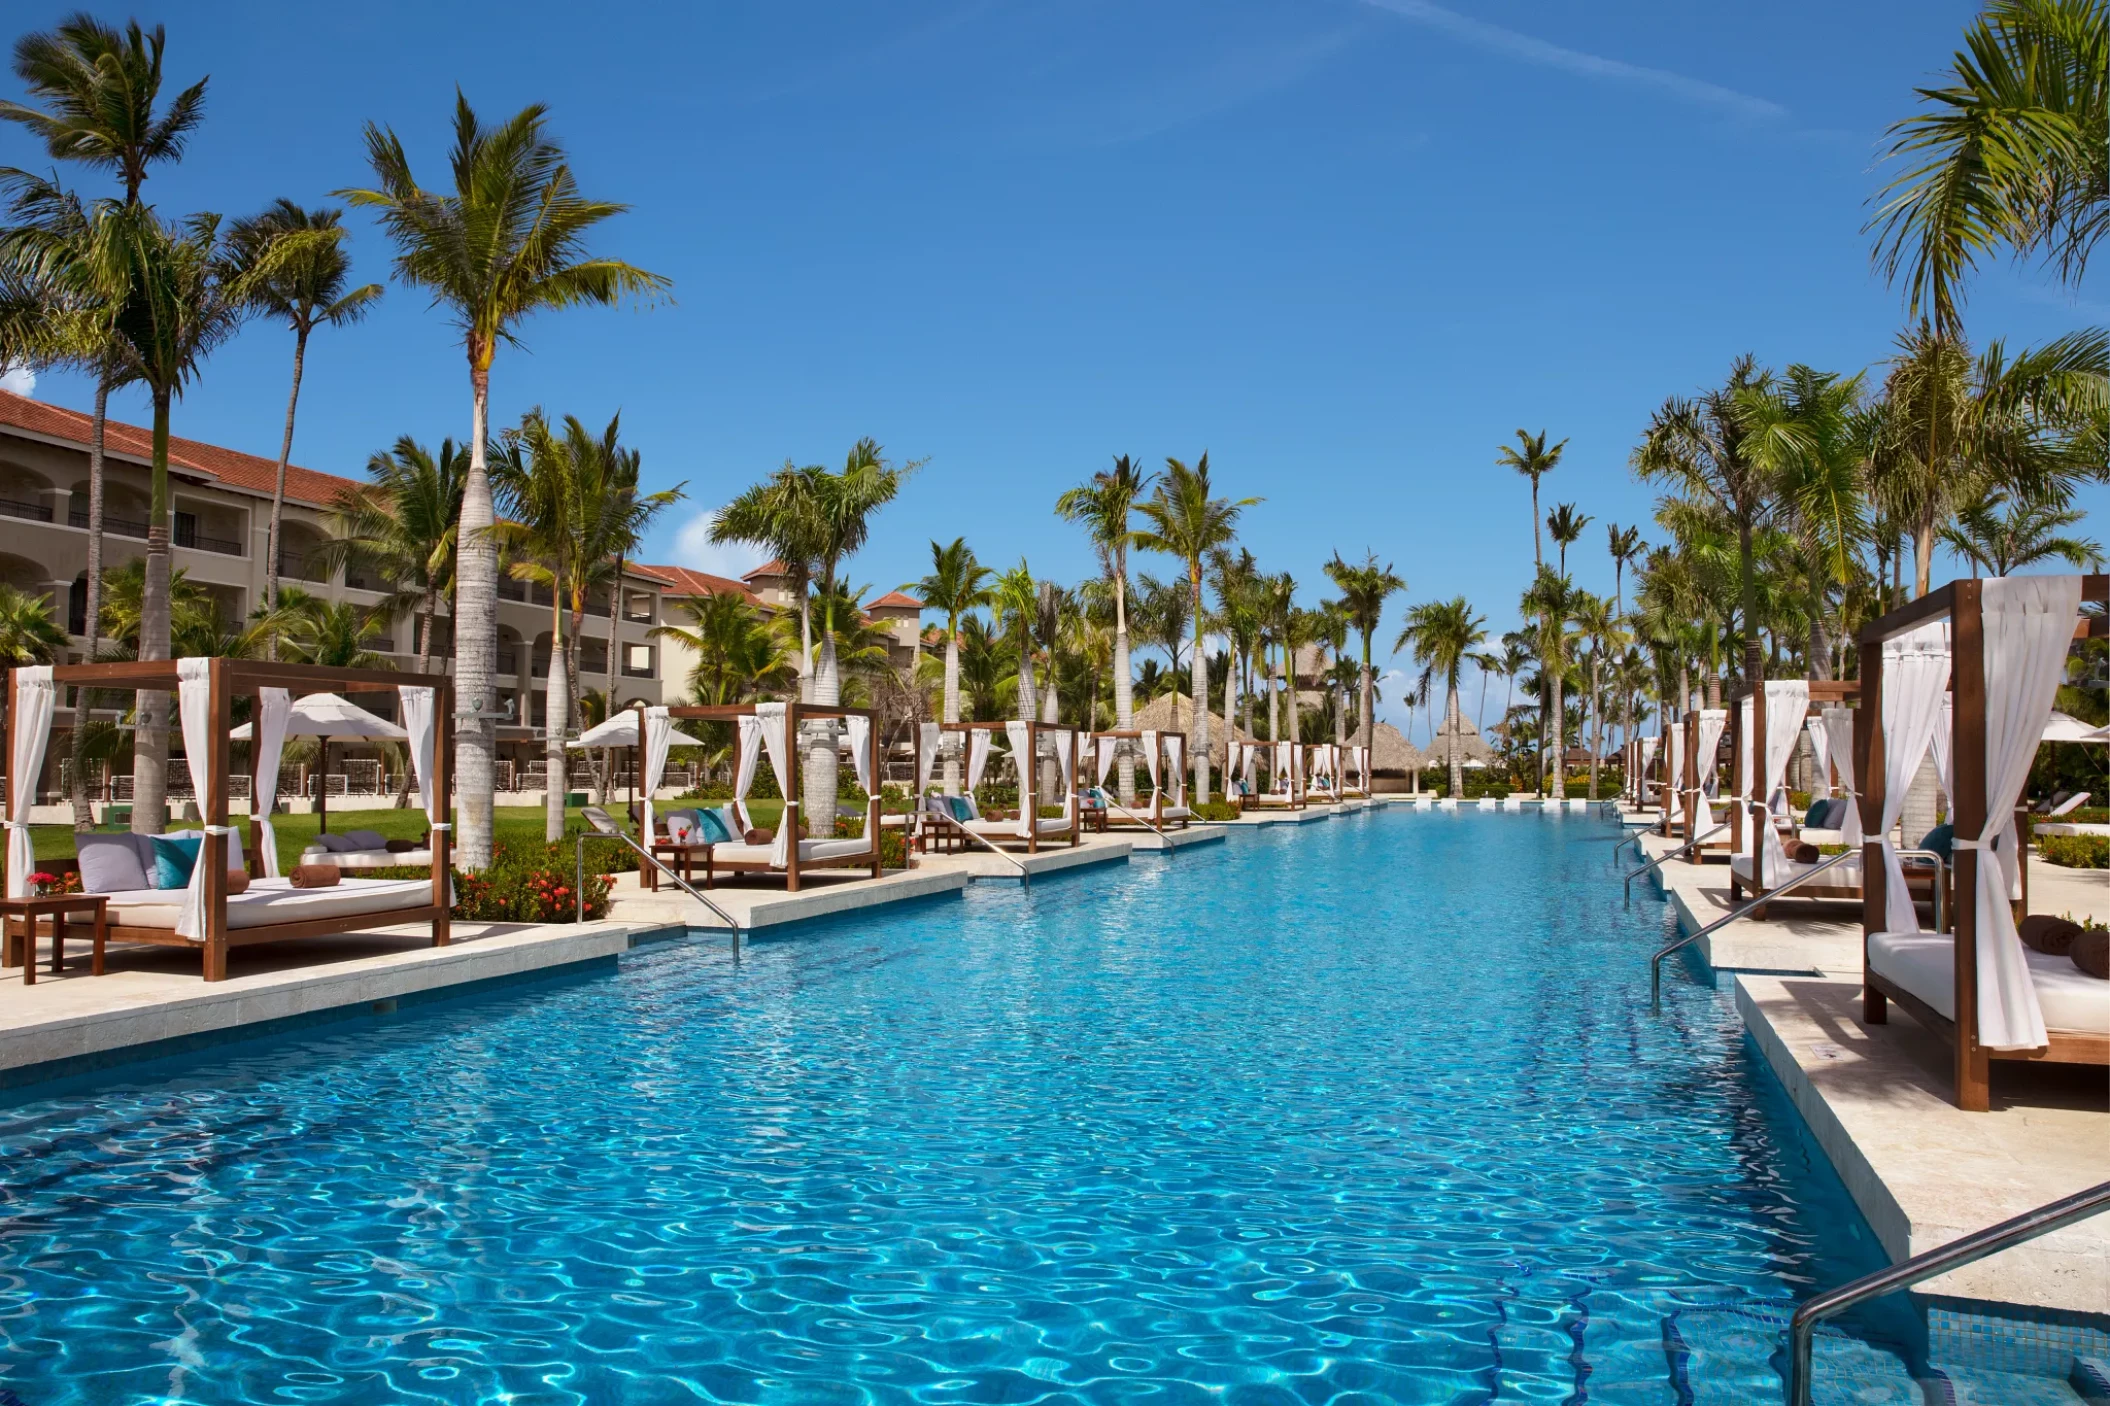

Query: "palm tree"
left=226, top=200, right=382, bottom=620
left=1315, top=600, right=1352, bottom=748
left=281, top=596, right=392, bottom=671
left=1545, top=502, right=1592, bottom=576
left=1209, top=547, right=1264, bottom=752
left=654, top=590, right=792, bottom=707
left=1132, top=454, right=1255, bottom=804
left=912, top=537, right=993, bottom=794
left=1324, top=551, right=1406, bottom=768
left=1057, top=454, right=1150, bottom=800
left=1742, top=365, right=1870, bottom=678
left=1868, top=0, right=2108, bottom=338
left=1523, top=568, right=1582, bottom=795
left=1568, top=591, right=1622, bottom=800
left=321, top=436, right=467, bottom=669
left=1605, top=524, right=1644, bottom=626
left=0, top=584, right=67, bottom=663
left=714, top=465, right=822, bottom=699
left=494, top=411, right=680, bottom=840
left=1634, top=354, right=1778, bottom=691
left=341, top=94, right=669, bottom=870
left=593, top=443, right=680, bottom=802
left=94, top=205, right=248, bottom=832
left=2, top=17, right=201, bottom=830
left=1132, top=573, right=1191, bottom=726
left=1941, top=486, right=2104, bottom=575
left=1397, top=597, right=1488, bottom=796
left=1497, top=428, right=1567, bottom=568
left=992, top=561, right=1041, bottom=721
left=802, top=441, right=908, bottom=824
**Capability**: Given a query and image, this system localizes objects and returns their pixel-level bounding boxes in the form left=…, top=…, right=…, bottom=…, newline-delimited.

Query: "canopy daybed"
left=1654, top=721, right=1687, bottom=836
left=1092, top=729, right=1192, bottom=829
left=4, top=659, right=453, bottom=982
left=1245, top=739, right=1307, bottom=810
left=1338, top=744, right=1372, bottom=800
left=636, top=702, right=884, bottom=890
left=1724, top=679, right=1875, bottom=916
left=929, top=720, right=1080, bottom=851
left=1673, top=707, right=1730, bottom=848
left=1856, top=573, right=2108, bottom=1112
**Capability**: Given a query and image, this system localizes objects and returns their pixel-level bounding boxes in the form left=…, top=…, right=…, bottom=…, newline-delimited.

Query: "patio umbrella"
left=2041, top=711, right=2109, bottom=744
left=569, top=713, right=709, bottom=749
left=231, top=692, right=407, bottom=833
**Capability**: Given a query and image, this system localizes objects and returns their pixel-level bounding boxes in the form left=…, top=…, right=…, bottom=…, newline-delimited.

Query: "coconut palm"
left=341, top=95, right=669, bottom=870
left=992, top=561, right=1041, bottom=722
left=912, top=537, right=993, bottom=794
left=1057, top=454, right=1151, bottom=800
left=1397, top=597, right=1487, bottom=796
left=1568, top=591, right=1622, bottom=800
left=1545, top=502, right=1592, bottom=577
left=653, top=590, right=791, bottom=707
left=0, top=584, right=67, bottom=663
left=1314, top=600, right=1352, bottom=748
left=1942, top=486, right=2104, bottom=575
left=1324, top=551, right=1405, bottom=766
left=1209, top=547, right=1264, bottom=747
left=1132, top=454, right=1255, bottom=804
left=1522, top=568, right=1583, bottom=795
left=226, top=200, right=382, bottom=620
left=1497, top=428, right=1567, bottom=569
left=1132, top=573, right=1191, bottom=727
left=592, top=446, right=680, bottom=802
left=321, top=438, right=467, bottom=668
left=1868, top=0, right=2108, bottom=338
left=0, top=16, right=205, bottom=204
left=280, top=596, right=392, bottom=671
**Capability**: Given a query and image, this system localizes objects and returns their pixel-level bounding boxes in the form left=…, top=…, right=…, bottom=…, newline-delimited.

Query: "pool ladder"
left=578, top=807, right=747, bottom=952
left=919, top=805, right=1033, bottom=885
left=1786, top=1180, right=2110, bottom=1406
left=1621, top=824, right=1728, bottom=898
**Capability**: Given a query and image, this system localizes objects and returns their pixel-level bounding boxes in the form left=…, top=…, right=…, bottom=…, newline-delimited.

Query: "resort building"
left=0, top=389, right=673, bottom=798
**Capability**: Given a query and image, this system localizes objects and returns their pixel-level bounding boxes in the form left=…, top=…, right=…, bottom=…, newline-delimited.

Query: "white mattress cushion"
left=1869, top=929, right=2110, bottom=1035
left=708, top=838, right=872, bottom=866
left=101, top=877, right=434, bottom=931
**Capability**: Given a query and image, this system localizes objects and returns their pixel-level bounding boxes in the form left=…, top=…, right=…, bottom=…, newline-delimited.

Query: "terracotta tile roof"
left=866, top=590, right=924, bottom=610
left=630, top=563, right=755, bottom=600
left=0, top=388, right=365, bottom=508
left=742, top=559, right=787, bottom=581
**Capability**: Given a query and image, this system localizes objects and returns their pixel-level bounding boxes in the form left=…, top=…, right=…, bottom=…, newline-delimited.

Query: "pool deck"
left=1128, top=824, right=1227, bottom=851
left=0, top=917, right=633, bottom=1082
left=1632, top=815, right=2110, bottom=1319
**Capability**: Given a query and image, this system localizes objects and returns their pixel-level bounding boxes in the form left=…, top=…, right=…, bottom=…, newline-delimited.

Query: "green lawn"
left=30, top=800, right=787, bottom=874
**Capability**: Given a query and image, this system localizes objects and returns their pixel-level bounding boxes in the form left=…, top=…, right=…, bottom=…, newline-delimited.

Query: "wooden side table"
left=1, top=894, right=108, bottom=985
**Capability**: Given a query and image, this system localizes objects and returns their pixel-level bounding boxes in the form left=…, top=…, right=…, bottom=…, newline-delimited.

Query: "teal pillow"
left=1920, top=823, right=1954, bottom=861
left=148, top=834, right=202, bottom=889
left=948, top=796, right=975, bottom=822
left=1803, top=801, right=1829, bottom=828
left=697, top=808, right=735, bottom=844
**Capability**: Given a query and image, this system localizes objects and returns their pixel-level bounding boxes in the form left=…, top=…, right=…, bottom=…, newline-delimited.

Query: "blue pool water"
left=0, top=811, right=1933, bottom=1403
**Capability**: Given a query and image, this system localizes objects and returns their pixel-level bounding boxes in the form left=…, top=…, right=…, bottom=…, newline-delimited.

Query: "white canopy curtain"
left=966, top=729, right=993, bottom=792
left=1003, top=720, right=1034, bottom=837
left=1272, top=741, right=1292, bottom=791
left=1052, top=729, right=1075, bottom=815
left=1140, top=730, right=1161, bottom=794
left=917, top=722, right=940, bottom=795
left=5, top=666, right=53, bottom=899
left=640, top=706, right=673, bottom=854
left=1694, top=710, right=1728, bottom=826
left=1165, top=734, right=1186, bottom=806
left=1736, top=699, right=1753, bottom=848
left=1821, top=705, right=1864, bottom=846
left=1756, top=681, right=1809, bottom=873
left=1664, top=724, right=1684, bottom=817
left=250, top=688, right=294, bottom=879
left=1876, top=622, right=1951, bottom=935
left=846, top=715, right=872, bottom=794
left=1967, top=575, right=2084, bottom=1050
left=1640, top=735, right=1658, bottom=783
left=755, top=703, right=791, bottom=866
left=1805, top=716, right=1833, bottom=797
left=174, top=658, right=225, bottom=941
left=396, top=684, right=436, bottom=830
left=733, top=715, right=763, bottom=808
left=1096, top=736, right=1117, bottom=788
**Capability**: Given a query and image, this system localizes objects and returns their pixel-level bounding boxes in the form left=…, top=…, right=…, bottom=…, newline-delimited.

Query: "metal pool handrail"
left=1100, top=796, right=1175, bottom=850
left=922, top=804, right=1033, bottom=884
left=1786, top=1180, right=2110, bottom=1406
left=578, top=807, right=745, bottom=951
left=1648, top=848, right=1854, bottom=1009
left=1622, top=824, right=1728, bottom=898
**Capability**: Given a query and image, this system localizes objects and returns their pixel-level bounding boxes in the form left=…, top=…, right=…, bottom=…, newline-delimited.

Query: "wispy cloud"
left=674, top=510, right=767, bottom=581
left=1076, top=22, right=1364, bottom=145
left=1359, top=0, right=1786, bottom=121
left=0, top=364, right=33, bottom=398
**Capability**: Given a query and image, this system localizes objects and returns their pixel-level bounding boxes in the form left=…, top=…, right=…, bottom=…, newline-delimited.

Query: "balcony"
left=173, top=518, right=242, bottom=556
left=498, top=578, right=527, bottom=602
left=497, top=650, right=518, bottom=674
left=0, top=498, right=53, bottom=523
left=69, top=509, right=148, bottom=539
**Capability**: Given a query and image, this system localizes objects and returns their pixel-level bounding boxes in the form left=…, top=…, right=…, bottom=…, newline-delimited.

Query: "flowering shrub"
left=370, top=843, right=615, bottom=922
left=28, top=870, right=81, bottom=897
left=2040, top=834, right=2107, bottom=869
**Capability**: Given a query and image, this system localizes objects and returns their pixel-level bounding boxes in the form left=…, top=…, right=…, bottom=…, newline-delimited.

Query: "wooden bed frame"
left=5, top=659, right=453, bottom=981
left=1856, top=574, right=2110, bottom=1110
left=641, top=702, right=884, bottom=890
left=1090, top=729, right=1189, bottom=829
left=1720, top=678, right=1860, bottom=909
left=940, top=719, right=1079, bottom=851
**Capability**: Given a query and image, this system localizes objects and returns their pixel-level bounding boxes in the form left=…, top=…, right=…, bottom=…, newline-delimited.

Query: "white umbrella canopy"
left=569, top=713, right=709, bottom=749
left=230, top=692, right=406, bottom=740
left=229, top=693, right=407, bottom=834
left=2041, top=711, right=2110, bottom=744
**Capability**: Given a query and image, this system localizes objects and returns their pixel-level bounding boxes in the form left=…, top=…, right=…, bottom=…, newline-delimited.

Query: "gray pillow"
left=342, top=829, right=388, bottom=852
left=77, top=832, right=150, bottom=894
left=317, top=833, right=359, bottom=853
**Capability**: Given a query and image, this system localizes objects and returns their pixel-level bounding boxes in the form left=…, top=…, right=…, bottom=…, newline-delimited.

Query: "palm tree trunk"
left=596, top=556, right=624, bottom=805
left=265, top=328, right=309, bottom=653
left=942, top=625, right=962, bottom=796
left=131, top=387, right=174, bottom=835
left=1358, top=633, right=1374, bottom=768
left=806, top=632, right=841, bottom=839
left=1912, top=513, right=1935, bottom=599
left=1187, top=570, right=1209, bottom=805
left=1113, top=570, right=1136, bottom=806
left=70, top=376, right=111, bottom=832
left=1531, top=477, right=1542, bottom=569
left=1588, top=656, right=1603, bottom=800
left=1548, top=667, right=1565, bottom=801
left=453, top=362, right=499, bottom=871
left=1446, top=681, right=1463, bottom=796
left=1283, top=653, right=1301, bottom=795
left=544, top=589, right=567, bottom=844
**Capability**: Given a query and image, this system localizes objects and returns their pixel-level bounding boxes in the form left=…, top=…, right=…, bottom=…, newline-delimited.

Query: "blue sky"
left=4, top=0, right=2103, bottom=737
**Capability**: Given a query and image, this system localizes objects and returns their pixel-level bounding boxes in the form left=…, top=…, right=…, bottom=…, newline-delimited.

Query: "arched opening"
left=0, top=459, right=54, bottom=523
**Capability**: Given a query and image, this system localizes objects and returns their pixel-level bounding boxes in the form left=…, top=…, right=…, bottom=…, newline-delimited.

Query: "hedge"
left=2039, top=834, right=2108, bottom=869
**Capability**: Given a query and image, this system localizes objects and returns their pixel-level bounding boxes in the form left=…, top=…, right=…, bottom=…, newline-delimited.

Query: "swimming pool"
left=0, top=811, right=1936, bottom=1402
